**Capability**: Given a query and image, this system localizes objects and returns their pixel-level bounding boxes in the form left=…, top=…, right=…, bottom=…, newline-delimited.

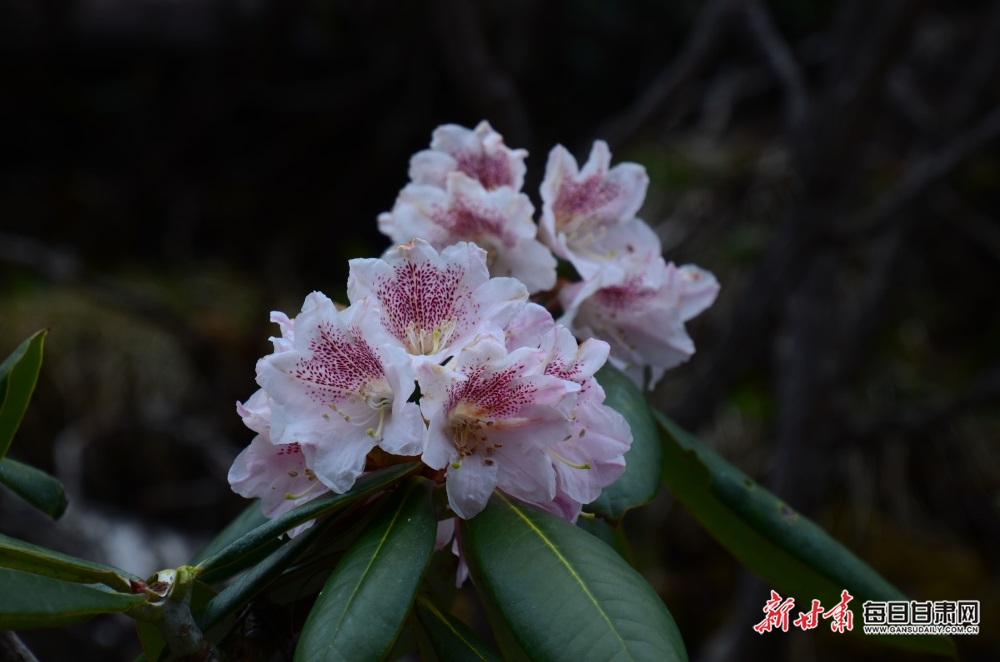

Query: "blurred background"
left=1, top=0, right=998, bottom=660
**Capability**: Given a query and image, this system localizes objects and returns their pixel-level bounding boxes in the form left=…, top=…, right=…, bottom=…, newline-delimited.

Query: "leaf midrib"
left=498, top=493, right=633, bottom=660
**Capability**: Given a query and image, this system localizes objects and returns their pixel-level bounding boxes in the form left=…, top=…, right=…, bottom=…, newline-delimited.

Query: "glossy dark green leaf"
left=189, top=500, right=268, bottom=566
left=0, top=457, right=68, bottom=519
left=574, top=515, right=638, bottom=567
left=656, top=411, right=955, bottom=657
left=414, top=597, right=501, bottom=662
left=462, top=493, right=687, bottom=662
left=196, top=462, right=420, bottom=580
left=0, top=532, right=139, bottom=592
left=585, top=365, right=663, bottom=521
left=294, top=478, right=437, bottom=662
left=0, top=329, right=47, bottom=459
left=0, top=567, right=145, bottom=630
left=195, top=522, right=325, bottom=634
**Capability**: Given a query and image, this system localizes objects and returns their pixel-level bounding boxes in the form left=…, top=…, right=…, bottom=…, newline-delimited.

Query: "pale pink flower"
left=268, top=311, right=295, bottom=352
left=677, top=264, right=721, bottom=321
left=229, top=432, right=330, bottom=520
left=539, top=141, right=651, bottom=279
left=256, top=293, right=425, bottom=493
left=559, top=252, right=718, bottom=390
left=377, top=174, right=556, bottom=293
left=417, top=335, right=580, bottom=519
left=537, top=326, right=631, bottom=518
left=503, top=301, right=558, bottom=352
left=348, top=239, right=529, bottom=364
left=408, top=120, right=527, bottom=192
left=229, top=392, right=330, bottom=532
left=434, top=518, right=471, bottom=587
left=236, top=388, right=271, bottom=436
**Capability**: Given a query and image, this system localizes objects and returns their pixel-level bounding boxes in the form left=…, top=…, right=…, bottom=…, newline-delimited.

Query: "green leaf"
left=574, top=516, right=638, bottom=567
left=0, top=532, right=140, bottom=592
left=0, top=567, right=145, bottom=630
left=196, top=461, right=420, bottom=581
left=189, top=500, right=268, bottom=566
left=294, top=478, right=437, bottom=662
left=586, top=365, right=663, bottom=521
left=656, top=411, right=956, bottom=657
left=195, top=522, right=326, bottom=635
left=0, top=457, right=68, bottom=519
left=414, top=596, right=501, bottom=662
left=462, top=493, right=687, bottom=662
left=0, top=329, right=47, bottom=459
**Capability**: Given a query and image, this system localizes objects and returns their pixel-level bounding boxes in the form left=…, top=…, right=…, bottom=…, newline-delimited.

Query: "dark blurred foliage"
left=1, top=0, right=999, bottom=660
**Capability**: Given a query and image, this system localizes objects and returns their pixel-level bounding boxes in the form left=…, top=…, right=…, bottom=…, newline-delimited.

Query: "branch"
left=593, top=0, right=748, bottom=150
left=837, top=225, right=909, bottom=382
left=851, top=362, right=1000, bottom=443
left=884, top=65, right=939, bottom=135
left=946, top=1, right=1000, bottom=130
left=830, top=104, right=1000, bottom=241
left=934, top=188, right=1000, bottom=263
left=743, top=0, right=808, bottom=132
left=0, top=631, right=40, bottom=662
left=431, top=0, right=533, bottom=148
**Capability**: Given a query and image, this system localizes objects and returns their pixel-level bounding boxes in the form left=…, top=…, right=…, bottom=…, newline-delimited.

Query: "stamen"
left=548, top=449, right=591, bottom=470
left=329, top=403, right=350, bottom=423
left=285, top=479, right=321, bottom=500
left=366, top=407, right=387, bottom=439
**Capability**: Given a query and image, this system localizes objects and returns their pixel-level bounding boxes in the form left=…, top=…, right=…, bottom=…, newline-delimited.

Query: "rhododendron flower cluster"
left=230, top=239, right=630, bottom=525
left=230, top=120, right=718, bottom=545
left=379, top=121, right=719, bottom=389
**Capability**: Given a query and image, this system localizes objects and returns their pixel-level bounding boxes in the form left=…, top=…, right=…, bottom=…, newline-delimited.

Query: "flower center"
left=325, top=381, right=394, bottom=439
left=448, top=405, right=503, bottom=462
left=284, top=468, right=320, bottom=500
left=405, top=319, right=457, bottom=355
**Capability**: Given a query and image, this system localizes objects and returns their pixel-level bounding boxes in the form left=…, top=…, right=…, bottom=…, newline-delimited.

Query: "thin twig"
left=0, top=631, right=40, bottom=662
left=934, top=188, right=1000, bottom=264
left=851, top=362, right=1000, bottom=442
left=744, top=0, right=808, bottom=132
left=946, top=2, right=1000, bottom=130
left=431, top=0, right=533, bottom=148
left=593, top=0, right=748, bottom=151
left=830, top=104, right=1000, bottom=241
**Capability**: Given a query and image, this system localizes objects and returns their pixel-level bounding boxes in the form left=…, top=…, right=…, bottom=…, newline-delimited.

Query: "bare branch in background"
left=432, top=0, right=533, bottom=148
left=837, top=226, right=910, bottom=382
left=0, top=630, right=40, bottom=662
left=743, top=0, right=808, bottom=133
left=669, top=1, right=925, bottom=432
left=594, top=0, right=748, bottom=151
left=802, top=0, right=926, bottom=188
left=936, top=187, right=1000, bottom=264
left=885, top=65, right=939, bottom=134
left=945, top=1, right=1000, bottom=130
left=851, top=361, right=1000, bottom=443
left=832, top=104, right=1000, bottom=241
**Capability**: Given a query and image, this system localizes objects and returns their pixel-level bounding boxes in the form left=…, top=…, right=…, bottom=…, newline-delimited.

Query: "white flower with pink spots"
left=256, top=293, right=425, bottom=493
left=378, top=122, right=556, bottom=294
left=418, top=335, right=580, bottom=519
left=559, top=251, right=720, bottom=390
left=539, top=140, right=653, bottom=280
left=378, top=174, right=556, bottom=294
left=407, top=120, right=527, bottom=192
left=347, top=239, right=528, bottom=365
